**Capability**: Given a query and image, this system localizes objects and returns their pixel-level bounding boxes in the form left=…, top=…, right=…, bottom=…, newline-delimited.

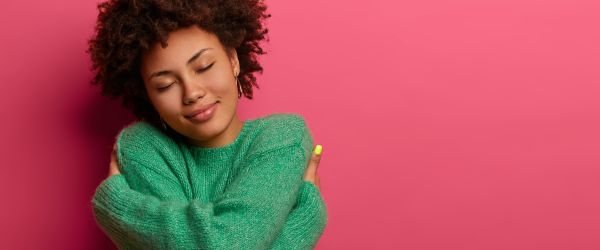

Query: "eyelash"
left=196, top=62, right=215, bottom=74
left=157, top=62, right=215, bottom=92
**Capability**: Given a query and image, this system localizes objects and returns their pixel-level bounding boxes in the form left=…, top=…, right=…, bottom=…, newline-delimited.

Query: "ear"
left=229, top=48, right=240, bottom=77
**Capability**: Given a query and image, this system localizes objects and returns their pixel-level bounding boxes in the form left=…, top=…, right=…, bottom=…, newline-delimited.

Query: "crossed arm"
left=92, top=142, right=327, bottom=249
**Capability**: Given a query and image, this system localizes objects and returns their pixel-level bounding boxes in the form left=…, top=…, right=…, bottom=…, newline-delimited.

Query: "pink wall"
left=1, top=0, right=599, bottom=249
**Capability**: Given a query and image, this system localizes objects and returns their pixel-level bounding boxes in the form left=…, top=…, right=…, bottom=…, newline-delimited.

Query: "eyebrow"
left=148, top=47, right=214, bottom=80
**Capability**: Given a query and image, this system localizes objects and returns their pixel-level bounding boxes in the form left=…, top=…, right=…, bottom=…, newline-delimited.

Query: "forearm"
left=92, top=143, right=307, bottom=249
left=270, top=181, right=328, bottom=250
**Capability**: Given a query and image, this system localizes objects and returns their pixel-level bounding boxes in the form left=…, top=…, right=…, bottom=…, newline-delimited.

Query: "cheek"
left=206, top=61, right=235, bottom=88
left=216, top=81, right=236, bottom=96
left=148, top=92, right=180, bottom=115
left=207, top=73, right=236, bottom=96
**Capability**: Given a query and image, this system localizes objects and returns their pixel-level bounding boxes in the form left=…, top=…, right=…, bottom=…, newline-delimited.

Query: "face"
left=140, top=25, right=243, bottom=148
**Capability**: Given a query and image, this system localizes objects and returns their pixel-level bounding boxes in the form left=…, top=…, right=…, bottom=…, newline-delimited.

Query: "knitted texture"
left=92, top=113, right=328, bottom=249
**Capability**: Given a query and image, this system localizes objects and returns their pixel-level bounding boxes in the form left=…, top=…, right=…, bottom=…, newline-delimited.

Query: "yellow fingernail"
left=314, top=144, right=323, bottom=155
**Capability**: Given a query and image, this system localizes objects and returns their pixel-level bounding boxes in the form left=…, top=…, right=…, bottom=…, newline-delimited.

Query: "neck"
left=188, top=115, right=244, bottom=148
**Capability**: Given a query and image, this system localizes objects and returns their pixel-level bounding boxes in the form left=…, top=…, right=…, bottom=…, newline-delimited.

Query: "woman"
left=87, top=0, right=328, bottom=249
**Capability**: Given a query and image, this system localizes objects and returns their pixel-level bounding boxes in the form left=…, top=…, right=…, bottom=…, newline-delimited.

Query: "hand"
left=303, top=144, right=323, bottom=190
left=108, top=142, right=121, bottom=177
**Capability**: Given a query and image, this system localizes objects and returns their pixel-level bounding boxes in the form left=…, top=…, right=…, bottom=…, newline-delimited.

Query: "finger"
left=109, top=160, right=120, bottom=176
left=110, top=145, right=118, bottom=164
left=108, top=143, right=121, bottom=176
left=304, top=144, right=323, bottom=181
left=310, top=144, right=323, bottom=171
left=316, top=175, right=321, bottom=190
left=313, top=144, right=322, bottom=166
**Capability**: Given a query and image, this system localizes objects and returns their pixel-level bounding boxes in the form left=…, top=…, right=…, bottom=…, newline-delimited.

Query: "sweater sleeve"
left=92, top=142, right=307, bottom=249
left=270, top=181, right=328, bottom=250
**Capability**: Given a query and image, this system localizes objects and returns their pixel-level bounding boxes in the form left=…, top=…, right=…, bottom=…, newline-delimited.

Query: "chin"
left=188, top=117, right=228, bottom=139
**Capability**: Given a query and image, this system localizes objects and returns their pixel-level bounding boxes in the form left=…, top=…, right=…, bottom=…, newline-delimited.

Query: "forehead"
left=141, top=25, right=222, bottom=70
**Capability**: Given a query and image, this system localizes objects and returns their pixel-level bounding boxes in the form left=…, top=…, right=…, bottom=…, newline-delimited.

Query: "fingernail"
left=314, top=144, right=323, bottom=155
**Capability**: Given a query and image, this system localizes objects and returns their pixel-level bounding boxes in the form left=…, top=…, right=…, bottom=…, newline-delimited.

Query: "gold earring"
left=237, top=78, right=243, bottom=98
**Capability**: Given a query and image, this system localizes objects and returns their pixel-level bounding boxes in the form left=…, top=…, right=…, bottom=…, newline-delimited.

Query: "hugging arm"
left=92, top=142, right=307, bottom=249
left=270, top=180, right=328, bottom=249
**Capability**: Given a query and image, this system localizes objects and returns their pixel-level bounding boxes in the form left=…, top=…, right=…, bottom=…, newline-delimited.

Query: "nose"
left=182, top=78, right=206, bottom=105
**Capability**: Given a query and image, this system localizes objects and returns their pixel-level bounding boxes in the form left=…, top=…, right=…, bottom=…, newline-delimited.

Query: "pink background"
left=1, top=0, right=599, bottom=249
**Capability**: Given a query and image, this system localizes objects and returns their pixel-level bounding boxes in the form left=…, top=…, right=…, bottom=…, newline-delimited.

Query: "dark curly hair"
left=86, top=0, right=270, bottom=132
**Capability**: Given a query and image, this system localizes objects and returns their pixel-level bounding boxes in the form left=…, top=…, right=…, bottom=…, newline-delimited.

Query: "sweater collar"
left=187, top=118, right=254, bottom=160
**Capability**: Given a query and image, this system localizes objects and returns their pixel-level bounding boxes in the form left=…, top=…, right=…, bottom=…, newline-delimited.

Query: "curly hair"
left=86, top=0, right=270, bottom=131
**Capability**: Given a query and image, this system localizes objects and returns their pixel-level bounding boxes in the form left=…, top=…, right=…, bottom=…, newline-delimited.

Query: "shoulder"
left=115, top=120, right=180, bottom=164
left=252, top=113, right=310, bottom=147
left=246, top=113, right=314, bottom=160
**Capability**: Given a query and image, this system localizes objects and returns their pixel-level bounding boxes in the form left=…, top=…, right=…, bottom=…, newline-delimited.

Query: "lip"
left=185, top=102, right=218, bottom=122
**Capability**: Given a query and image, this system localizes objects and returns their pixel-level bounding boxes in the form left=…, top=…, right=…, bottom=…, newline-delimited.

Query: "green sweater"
left=92, top=113, right=328, bottom=249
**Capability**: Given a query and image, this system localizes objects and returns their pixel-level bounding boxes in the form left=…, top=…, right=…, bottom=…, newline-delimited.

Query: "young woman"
left=87, top=0, right=328, bottom=249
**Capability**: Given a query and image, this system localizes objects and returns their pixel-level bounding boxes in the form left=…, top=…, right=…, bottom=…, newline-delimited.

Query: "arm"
left=105, top=153, right=327, bottom=249
left=92, top=142, right=307, bottom=249
left=107, top=141, right=327, bottom=249
left=104, top=165, right=327, bottom=250
left=270, top=181, right=328, bottom=250
left=118, top=159, right=189, bottom=201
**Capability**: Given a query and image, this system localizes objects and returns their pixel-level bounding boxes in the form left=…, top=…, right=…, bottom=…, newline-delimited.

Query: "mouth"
left=185, top=102, right=219, bottom=122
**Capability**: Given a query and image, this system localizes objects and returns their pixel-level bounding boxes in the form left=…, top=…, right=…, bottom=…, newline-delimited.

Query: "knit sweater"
left=91, top=113, right=328, bottom=249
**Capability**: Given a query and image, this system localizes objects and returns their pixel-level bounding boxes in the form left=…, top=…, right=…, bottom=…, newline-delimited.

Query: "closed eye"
left=157, top=83, right=173, bottom=91
left=156, top=62, right=215, bottom=92
left=196, top=62, right=215, bottom=74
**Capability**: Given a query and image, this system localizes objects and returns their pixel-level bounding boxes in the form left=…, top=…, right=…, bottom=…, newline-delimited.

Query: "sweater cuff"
left=92, top=174, right=137, bottom=218
left=297, top=181, right=327, bottom=214
left=298, top=181, right=319, bottom=203
left=270, top=181, right=327, bottom=249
